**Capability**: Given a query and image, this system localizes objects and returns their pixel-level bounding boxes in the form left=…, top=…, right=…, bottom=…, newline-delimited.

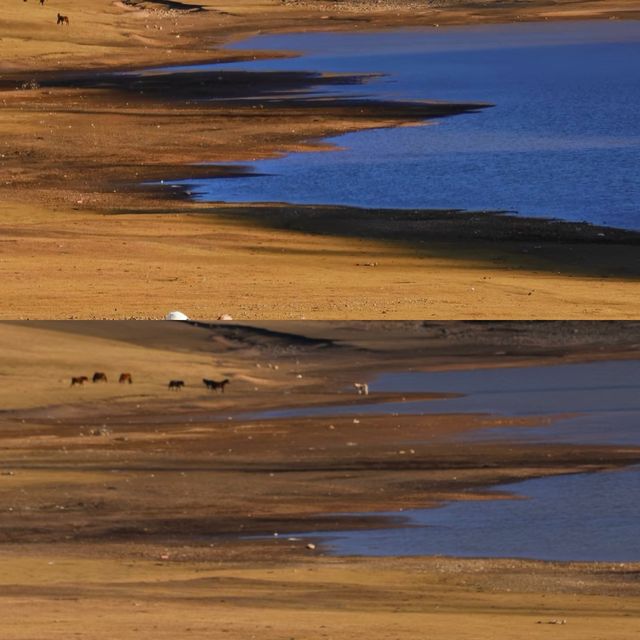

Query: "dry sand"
left=0, top=321, right=639, bottom=639
left=1, top=0, right=639, bottom=319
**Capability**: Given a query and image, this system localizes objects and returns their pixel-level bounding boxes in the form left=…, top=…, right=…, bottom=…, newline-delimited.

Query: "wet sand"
left=1, top=321, right=639, bottom=639
left=1, top=0, right=639, bottom=318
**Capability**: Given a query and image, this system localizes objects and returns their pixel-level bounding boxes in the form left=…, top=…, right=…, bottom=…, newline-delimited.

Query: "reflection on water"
left=299, top=467, right=640, bottom=562
left=172, top=20, right=640, bottom=229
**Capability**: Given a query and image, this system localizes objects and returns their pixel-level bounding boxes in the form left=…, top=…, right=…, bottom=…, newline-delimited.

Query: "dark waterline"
left=170, top=21, right=640, bottom=230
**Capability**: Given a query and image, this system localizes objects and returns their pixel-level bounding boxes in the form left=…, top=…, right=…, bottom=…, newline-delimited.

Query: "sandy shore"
left=1, top=321, right=639, bottom=639
left=1, top=0, right=639, bottom=319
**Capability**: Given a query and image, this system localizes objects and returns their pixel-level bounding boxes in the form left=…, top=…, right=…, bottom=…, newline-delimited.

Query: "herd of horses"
left=169, top=378, right=230, bottom=391
left=71, top=372, right=133, bottom=386
left=21, top=0, right=70, bottom=24
left=71, top=372, right=371, bottom=395
left=70, top=373, right=231, bottom=392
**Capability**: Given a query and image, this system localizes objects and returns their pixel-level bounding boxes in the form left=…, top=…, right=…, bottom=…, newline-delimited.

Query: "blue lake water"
left=247, top=359, right=640, bottom=446
left=171, top=20, right=640, bottom=230
left=249, top=359, right=640, bottom=560
left=299, top=466, right=640, bottom=562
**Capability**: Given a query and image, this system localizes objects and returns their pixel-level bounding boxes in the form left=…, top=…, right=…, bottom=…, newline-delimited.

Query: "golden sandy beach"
left=1, top=0, right=639, bottom=319
left=0, top=321, right=639, bottom=639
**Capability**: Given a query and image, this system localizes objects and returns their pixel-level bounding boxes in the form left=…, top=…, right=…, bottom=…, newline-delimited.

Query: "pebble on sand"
left=165, top=310, right=189, bottom=321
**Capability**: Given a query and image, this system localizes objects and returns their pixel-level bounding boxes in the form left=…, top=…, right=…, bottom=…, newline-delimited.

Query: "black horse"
left=203, top=378, right=230, bottom=393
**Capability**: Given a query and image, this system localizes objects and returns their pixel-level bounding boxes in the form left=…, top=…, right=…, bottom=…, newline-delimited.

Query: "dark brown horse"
left=92, top=372, right=108, bottom=383
left=119, top=373, right=133, bottom=384
left=57, top=13, right=69, bottom=25
left=203, top=378, right=230, bottom=393
left=168, top=380, right=185, bottom=390
left=70, top=376, right=89, bottom=387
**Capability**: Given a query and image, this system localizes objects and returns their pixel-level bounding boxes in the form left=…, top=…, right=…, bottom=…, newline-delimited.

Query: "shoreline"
left=4, top=2, right=640, bottom=74
left=2, top=320, right=639, bottom=546
left=1, top=321, right=640, bottom=638
left=253, top=463, right=640, bottom=563
left=1, top=1, right=639, bottom=318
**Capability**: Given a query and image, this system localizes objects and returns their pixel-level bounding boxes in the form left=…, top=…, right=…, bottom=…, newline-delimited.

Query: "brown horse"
left=119, top=373, right=133, bottom=384
left=203, top=378, right=230, bottom=393
left=57, top=13, right=69, bottom=25
left=168, top=380, right=185, bottom=390
left=92, top=372, right=108, bottom=383
left=70, top=376, right=89, bottom=387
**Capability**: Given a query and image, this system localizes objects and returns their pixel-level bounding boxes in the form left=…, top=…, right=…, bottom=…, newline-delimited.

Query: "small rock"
left=90, top=427, right=111, bottom=437
left=165, top=310, right=189, bottom=321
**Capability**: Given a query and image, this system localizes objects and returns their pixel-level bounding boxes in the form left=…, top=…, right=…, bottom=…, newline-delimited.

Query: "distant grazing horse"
left=57, top=13, right=69, bottom=25
left=203, top=378, right=229, bottom=393
left=119, top=373, right=133, bottom=384
left=40, top=0, right=45, bottom=5
left=92, top=372, right=108, bottom=383
left=168, top=380, right=185, bottom=390
left=70, top=376, right=89, bottom=387
left=353, top=382, right=369, bottom=396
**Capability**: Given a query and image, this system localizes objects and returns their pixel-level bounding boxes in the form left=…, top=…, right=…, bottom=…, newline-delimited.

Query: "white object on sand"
left=165, top=310, right=189, bottom=321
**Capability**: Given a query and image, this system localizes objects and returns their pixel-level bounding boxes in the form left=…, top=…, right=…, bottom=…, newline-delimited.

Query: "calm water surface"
left=173, top=21, right=640, bottom=229
left=298, top=467, right=640, bottom=561
left=249, top=359, right=640, bottom=560
left=249, top=359, right=640, bottom=446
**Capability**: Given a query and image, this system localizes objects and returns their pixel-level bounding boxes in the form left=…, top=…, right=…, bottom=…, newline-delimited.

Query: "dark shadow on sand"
left=116, top=198, right=640, bottom=281
left=121, top=0, right=206, bottom=12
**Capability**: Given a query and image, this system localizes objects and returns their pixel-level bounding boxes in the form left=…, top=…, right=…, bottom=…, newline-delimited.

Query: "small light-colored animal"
left=203, top=378, right=230, bottom=393
left=92, top=372, right=108, bottom=383
left=70, top=376, right=89, bottom=387
left=119, top=373, right=133, bottom=384
left=353, top=382, right=369, bottom=396
left=168, top=379, right=185, bottom=390
left=57, top=13, right=69, bottom=25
